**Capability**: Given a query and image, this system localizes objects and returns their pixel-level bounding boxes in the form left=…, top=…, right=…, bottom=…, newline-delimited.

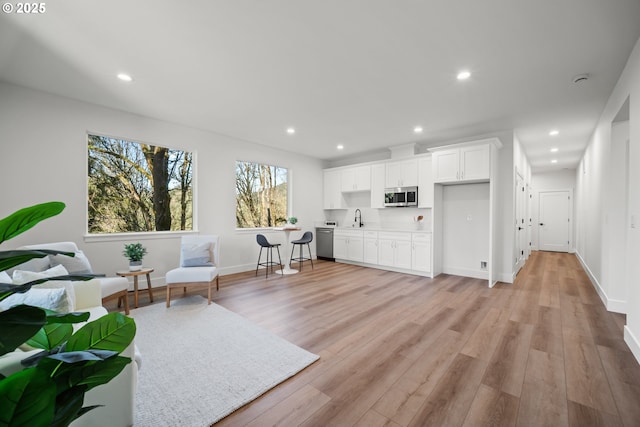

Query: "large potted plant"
left=0, top=201, right=136, bottom=427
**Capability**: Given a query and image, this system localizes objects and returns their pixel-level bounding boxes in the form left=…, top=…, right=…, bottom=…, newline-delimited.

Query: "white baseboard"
left=608, top=299, right=628, bottom=314
left=575, top=251, right=627, bottom=314
left=442, top=266, right=488, bottom=280
left=575, top=251, right=608, bottom=307
left=624, top=326, right=640, bottom=365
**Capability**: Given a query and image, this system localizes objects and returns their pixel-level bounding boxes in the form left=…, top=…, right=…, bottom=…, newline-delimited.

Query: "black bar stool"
left=290, top=231, right=314, bottom=271
left=256, top=234, right=283, bottom=277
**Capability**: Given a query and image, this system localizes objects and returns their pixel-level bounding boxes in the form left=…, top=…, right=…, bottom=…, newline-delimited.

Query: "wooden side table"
left=116, top=268, right=154, bottom=309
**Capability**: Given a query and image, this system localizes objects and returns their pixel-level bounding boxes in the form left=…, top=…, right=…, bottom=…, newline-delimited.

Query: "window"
left=235, top=161, right=288, bottom=228
left=87, top=134, right=193, bottom=234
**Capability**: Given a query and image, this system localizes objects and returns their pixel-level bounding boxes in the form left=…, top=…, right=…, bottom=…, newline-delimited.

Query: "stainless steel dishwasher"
left=315, top=227, right=335, bottom=261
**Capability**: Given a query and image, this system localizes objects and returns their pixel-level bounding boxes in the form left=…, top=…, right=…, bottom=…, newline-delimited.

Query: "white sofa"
left=0, top=244, right=140, bottom=427
left=18, top=241, right=131, bottom=313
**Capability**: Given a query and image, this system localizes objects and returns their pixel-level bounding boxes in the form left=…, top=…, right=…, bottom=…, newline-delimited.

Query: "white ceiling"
left=1, top=0, right=639, bottom=172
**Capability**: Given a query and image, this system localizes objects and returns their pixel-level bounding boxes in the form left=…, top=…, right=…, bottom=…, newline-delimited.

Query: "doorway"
left=538, top=190, right=572, bottom=252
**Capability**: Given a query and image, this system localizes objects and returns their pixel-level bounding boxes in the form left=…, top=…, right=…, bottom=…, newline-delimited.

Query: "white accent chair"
left=165, top=235, right=220, bottom=307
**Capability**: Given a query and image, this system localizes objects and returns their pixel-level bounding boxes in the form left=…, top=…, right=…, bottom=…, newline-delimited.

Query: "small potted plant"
left=285, top=216, right=298, bottom=229
left=123, top=242, right=147, bottom=271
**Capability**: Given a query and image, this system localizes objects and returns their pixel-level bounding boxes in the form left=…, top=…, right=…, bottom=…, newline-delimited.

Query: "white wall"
left=495, top=133, right=515, bottom=282
left=575, top=36, right=640, bottom=363
left=442, top=183, right=490, bottom=279
left=530, top=169, right=576, bottom=250
left=0, top=83, right=325, bottom=285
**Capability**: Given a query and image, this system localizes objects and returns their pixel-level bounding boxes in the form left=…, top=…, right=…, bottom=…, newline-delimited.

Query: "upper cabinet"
left=323, top=169, right=343, bottom=209
left=417, top=155, right=433, bottom=208
left=431, top=143, right=491, bottom=184
left=370, top=164, right=386, bottom=208
left=385, top=159, right=418, bottom=187
left=341, top=165, right=371, bottom=192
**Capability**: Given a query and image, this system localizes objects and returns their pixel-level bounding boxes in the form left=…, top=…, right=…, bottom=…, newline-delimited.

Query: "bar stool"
left=255, top=234, right=283, bottom=277
left=290, top=231, right=314, bottom=271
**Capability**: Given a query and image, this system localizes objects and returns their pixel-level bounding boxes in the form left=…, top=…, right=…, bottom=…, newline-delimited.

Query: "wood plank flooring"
left=107, top=251, right=640, bottom=426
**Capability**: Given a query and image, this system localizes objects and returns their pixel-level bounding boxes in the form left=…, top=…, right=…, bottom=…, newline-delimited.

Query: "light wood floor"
left=107, top=251, right=640, bottom=426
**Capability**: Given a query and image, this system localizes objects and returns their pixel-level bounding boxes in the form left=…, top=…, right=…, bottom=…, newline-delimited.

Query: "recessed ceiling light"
left=549, top=130, right=559, bottom=136
left=414, top=126, right=423, bottom=134
left=550, top=147, right=559, bottom=152
left=117, top=73, right=133, bottom=82
left=337, top=145, right=344, bottom=150
left=551, top=159, right=558, bottom=164
left=286, top=127, right=295, bottom=135
left=457, top=70, right=471, bottom=80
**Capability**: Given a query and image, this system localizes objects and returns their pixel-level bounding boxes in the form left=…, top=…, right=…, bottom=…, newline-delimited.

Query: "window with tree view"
left=236, top=161, right=288, bottom=228
left=88, top=134, right=193, bottom=234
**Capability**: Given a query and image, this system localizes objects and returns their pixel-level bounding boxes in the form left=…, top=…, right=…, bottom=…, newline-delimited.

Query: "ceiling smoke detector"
left=572, top=73, right=590, bottom=84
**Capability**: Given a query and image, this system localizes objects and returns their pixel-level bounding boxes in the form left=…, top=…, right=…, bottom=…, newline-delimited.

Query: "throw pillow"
left=0, top=287, right=69, bottom=313
left=49, top=250, right=94, bottom=274
left=0, top=270, right=11, bottom=284
left=181, top=242, right=213, bottom=267
left=12, top=264, right=69, bottom=284
left=11, top=265, right=75, bottom=312
left=33, top=280, right=76, bottom=312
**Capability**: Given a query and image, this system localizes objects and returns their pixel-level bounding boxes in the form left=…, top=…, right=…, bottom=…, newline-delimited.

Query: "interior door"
left=515, top=173, right=526, bottom=273
left=539, top=190, right=570, bottom=252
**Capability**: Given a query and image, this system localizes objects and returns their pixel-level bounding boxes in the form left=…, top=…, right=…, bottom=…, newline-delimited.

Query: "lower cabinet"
left=333, top=229, right=364, bottom=262
left=411, top=233, right=432, bottom=272
left=334, top=229, right=432, bottom=276
left=363, top=231, right=379, bottom=264
left=378, top=232, right=412, bottom=270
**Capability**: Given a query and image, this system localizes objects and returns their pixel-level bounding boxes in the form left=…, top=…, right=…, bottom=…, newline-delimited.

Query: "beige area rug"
left=129, top=296, right=319, bottom=426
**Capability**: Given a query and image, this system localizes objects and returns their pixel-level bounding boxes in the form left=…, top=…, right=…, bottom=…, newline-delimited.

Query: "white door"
left=539, top=190, right=570, bottom=252
left=514, top=173, right=526, bottom=273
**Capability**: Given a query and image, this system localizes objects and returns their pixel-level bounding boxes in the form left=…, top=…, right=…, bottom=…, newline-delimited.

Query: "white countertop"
left=334, top=225, right=431, bottom=233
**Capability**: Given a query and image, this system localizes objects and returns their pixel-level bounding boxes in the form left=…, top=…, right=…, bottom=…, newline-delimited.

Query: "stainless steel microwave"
left=384, top=186, right=418, bottom=207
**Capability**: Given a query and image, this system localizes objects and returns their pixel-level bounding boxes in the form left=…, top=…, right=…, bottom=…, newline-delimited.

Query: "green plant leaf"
left=66, top=312, right=136, bottom=353
left=49, top=386, right=86, bottom=427
left=0, top=367, right=56, bottom=427
left=0, top=274, right=95, bottom=302
left=37, top=354, right=130, bottom=396
left=0, top=201, right=65, bottom=245
left=67, top=355, right=130, bottom=392
left=26, top=322, right=73, bottom=351
left=46, top=311, right=91, bottom=325
left=47, top=350, right=117, bottom=363
left=0, top=249, right=74, bottom=273
left=0, top=305, right=46, bottom=356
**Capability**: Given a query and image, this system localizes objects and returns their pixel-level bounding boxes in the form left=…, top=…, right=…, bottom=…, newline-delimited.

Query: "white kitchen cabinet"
left=363, top=231, right=378, bottom=264
left=411, top=233, right=432, bottom=272
left=378, top=232, right=412, bottom=269
left=334, top=229, right=364, bottom=262
left=370, top=164, right=386, bottom=208
left=323, top=169, right=343, bottom=209
left=341, top=165, right=371, bottom=192
left=385, top=159, right=418, bottom=187
left=418, top=156, right=434, bottom=208
left=432, top=144, right=490, bottom=183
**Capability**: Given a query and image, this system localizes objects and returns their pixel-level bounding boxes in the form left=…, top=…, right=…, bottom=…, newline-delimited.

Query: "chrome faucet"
left=354, top=209, right=363, bottom=228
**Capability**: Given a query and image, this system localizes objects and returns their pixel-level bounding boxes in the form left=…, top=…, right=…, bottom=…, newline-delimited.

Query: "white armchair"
left=165, top=235, right=220, bottom=307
